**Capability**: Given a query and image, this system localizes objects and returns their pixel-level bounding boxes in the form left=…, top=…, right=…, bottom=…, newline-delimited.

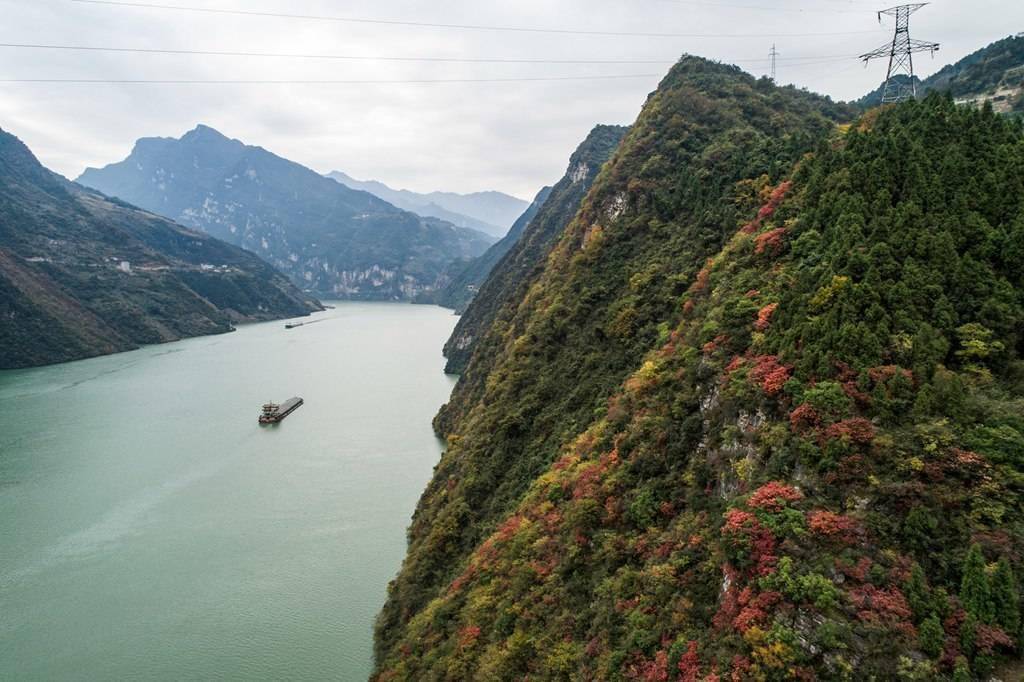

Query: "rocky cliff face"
left=78, top=126, right=494, bottom=301
left=0, top=128, right=320, bottom=369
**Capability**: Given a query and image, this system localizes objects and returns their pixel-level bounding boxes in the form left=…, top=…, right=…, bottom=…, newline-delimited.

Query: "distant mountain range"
left=0, top=127, right=320, bottom=369
left=859, top=33, right=1024, bottom=114
left=325, top=170, right=528, bottom=239
left=423, top=186, right=552, bottom=313
left=78, top=126, right=495, bottom=300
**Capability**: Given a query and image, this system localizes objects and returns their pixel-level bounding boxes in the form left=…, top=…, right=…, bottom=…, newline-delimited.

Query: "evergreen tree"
left=991, top=557, right=1021, bottom=636
left=906, top=563, right=931, bottom=622
left=961, top=544, right=993, bottom=622
left=918, top=614, right=944, bottom=658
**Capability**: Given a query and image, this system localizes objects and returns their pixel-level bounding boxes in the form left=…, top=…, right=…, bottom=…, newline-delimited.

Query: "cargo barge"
left=259, top=397, right=304, bottom=424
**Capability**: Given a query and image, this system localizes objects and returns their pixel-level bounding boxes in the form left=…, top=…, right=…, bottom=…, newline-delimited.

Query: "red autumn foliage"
left=841, top=381, right=872, bottom=407
left=626, top=649, right=670, bottom=682
left=677, top=641, right=701, bottom=682
left=496, top=515, right=524, bottom=541
left=724, top=508, right=758, bottom=533
left=733, top=589, right=783, bottom=633
left=849, top=585, right=915, bottom=635
left=725, top=356, right=746, bottom=373
left=458, top=624, right=481, bottom=649
left=744, top=289, right=760, bottom=299
left=789, top=403, right=820, bottom=431
left=722, top=509, right=778, bottom=576
left=808, top=510, right=860, bottom=545
left=740, top=180, right=793, bottom=234
left=975, top=624, right=1015, bottom=654
left=692, top=259, right=714, bottom=293
left=748, top=481, right=803, bottom=512
left=836, top=556, right=873, bottom=582
left=754, top=303, right=778, bottom=332
left=754, top=227, right=788, bottom=256
left=683, top=299, right=695, bottom=315
left=748, top=355, right=792, bottom=396
left=868, top=365, right=914, bottom=386
left=823, top=418, right=876, bottom=445
left=730, top=656, right=752, bottom=682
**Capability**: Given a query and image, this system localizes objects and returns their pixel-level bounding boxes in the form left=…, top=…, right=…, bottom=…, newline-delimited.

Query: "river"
left=0, top=302, right=457, bottom=680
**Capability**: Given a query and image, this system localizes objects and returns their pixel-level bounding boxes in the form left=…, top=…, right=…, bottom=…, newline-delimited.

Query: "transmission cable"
left=70, top=0, right=886, bottom=39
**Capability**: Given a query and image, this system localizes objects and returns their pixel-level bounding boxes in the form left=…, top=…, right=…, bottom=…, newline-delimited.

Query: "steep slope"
left=859, top=34, right=1024, bottom=114
left=78, top=126, right=494, bottom=300
left=375, top=90, right=1024, bottom=679
left=0, top=128, right=320, bottom=369
left=326, top=171, right=524, bottom=238
left=374, top=57, right=857, bottom=671
left=426, top=185, right=551, bottom=313
left=439, top=124, right=628, bottom=374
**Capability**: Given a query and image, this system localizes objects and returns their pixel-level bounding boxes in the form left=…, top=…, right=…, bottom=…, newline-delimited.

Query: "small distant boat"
left=259, top=397, right=304, bottom=424
left=285, top=322, right=304, bottom=329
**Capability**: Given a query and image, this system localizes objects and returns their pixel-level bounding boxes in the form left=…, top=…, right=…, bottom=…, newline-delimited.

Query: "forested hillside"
left=374, top=59, right=1024, bottom=680
left=377, top=57, right=852, bottom=674
left=438, top=124, right=627, bottom=375
left=0, top=128, right=319, bottom=369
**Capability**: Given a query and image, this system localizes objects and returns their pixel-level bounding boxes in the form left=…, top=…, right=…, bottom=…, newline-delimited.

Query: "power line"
left=0, top=43, right=676, bottom=65
left=649, top=0, right=875, bottom=14
left=70, top=0, right=886, bottom=39
left=0, top=42, right=859, bottom=65
left=0, top=74, right=665, bottom=85
left=859, top=3, right=939, bottom=103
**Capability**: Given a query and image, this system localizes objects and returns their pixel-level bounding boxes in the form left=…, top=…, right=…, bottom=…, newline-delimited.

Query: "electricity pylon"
left=769, top=44, right=778, bottom=82
left=859, top=3, right=940, bottom=103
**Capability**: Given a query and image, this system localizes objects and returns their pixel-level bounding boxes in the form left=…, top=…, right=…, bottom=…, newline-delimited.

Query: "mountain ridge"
left=0, top=127, right=320, bottom=369
left=326, top=170, right=528, bottom=238
left=78, top=125, right=494, bottom=301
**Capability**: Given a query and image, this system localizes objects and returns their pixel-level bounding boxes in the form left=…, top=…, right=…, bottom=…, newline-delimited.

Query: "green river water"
left=0, top=302, right=458, bottom=680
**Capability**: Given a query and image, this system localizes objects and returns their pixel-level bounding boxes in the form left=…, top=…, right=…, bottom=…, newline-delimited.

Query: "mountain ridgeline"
left=438, top=123, right=628, bottom=375
left=0, top=128, right=320, bottom=369
left=326, top=171, right=528, bottom=239
left=374, top=57, right=1024, bottom=680
left=78, top=126, right=494, bottom=301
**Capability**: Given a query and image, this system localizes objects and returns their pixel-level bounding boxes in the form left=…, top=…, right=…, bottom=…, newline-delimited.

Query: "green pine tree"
left=918, top=614, right=944, bottom=658
left=991, top=557, right=1021, bottom=636
left=906, top=563, right=931, bottom=622
left=961, top=544, right=993, bottom=622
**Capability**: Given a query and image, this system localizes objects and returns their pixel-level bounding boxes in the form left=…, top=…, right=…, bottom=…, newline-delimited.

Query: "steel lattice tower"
left=859, top=3, right=940, bottom=103
left=769, top=44, right=778, bottom=82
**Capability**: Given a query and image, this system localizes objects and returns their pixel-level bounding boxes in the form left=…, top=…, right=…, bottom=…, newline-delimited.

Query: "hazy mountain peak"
left=325, top=170, right=528, bottom=238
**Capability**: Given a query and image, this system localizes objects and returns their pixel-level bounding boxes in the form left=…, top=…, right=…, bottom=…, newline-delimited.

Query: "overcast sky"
left=0, top=0, right=1021, bottom=199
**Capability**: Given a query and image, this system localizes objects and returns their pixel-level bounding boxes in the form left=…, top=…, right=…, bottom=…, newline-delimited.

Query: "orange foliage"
left=753, top=302, right=778, bottom=331
left=747, top=481, right=803, bottom=512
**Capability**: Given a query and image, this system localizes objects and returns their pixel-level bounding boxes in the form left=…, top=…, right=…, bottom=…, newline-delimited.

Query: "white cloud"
left=0, top=0, right=1020, bottom=198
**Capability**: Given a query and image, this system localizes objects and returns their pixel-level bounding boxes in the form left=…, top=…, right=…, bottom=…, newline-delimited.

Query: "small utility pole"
left=859, top=3, right=940, bottom=103
left=769, top=44, right=778, bottom=82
